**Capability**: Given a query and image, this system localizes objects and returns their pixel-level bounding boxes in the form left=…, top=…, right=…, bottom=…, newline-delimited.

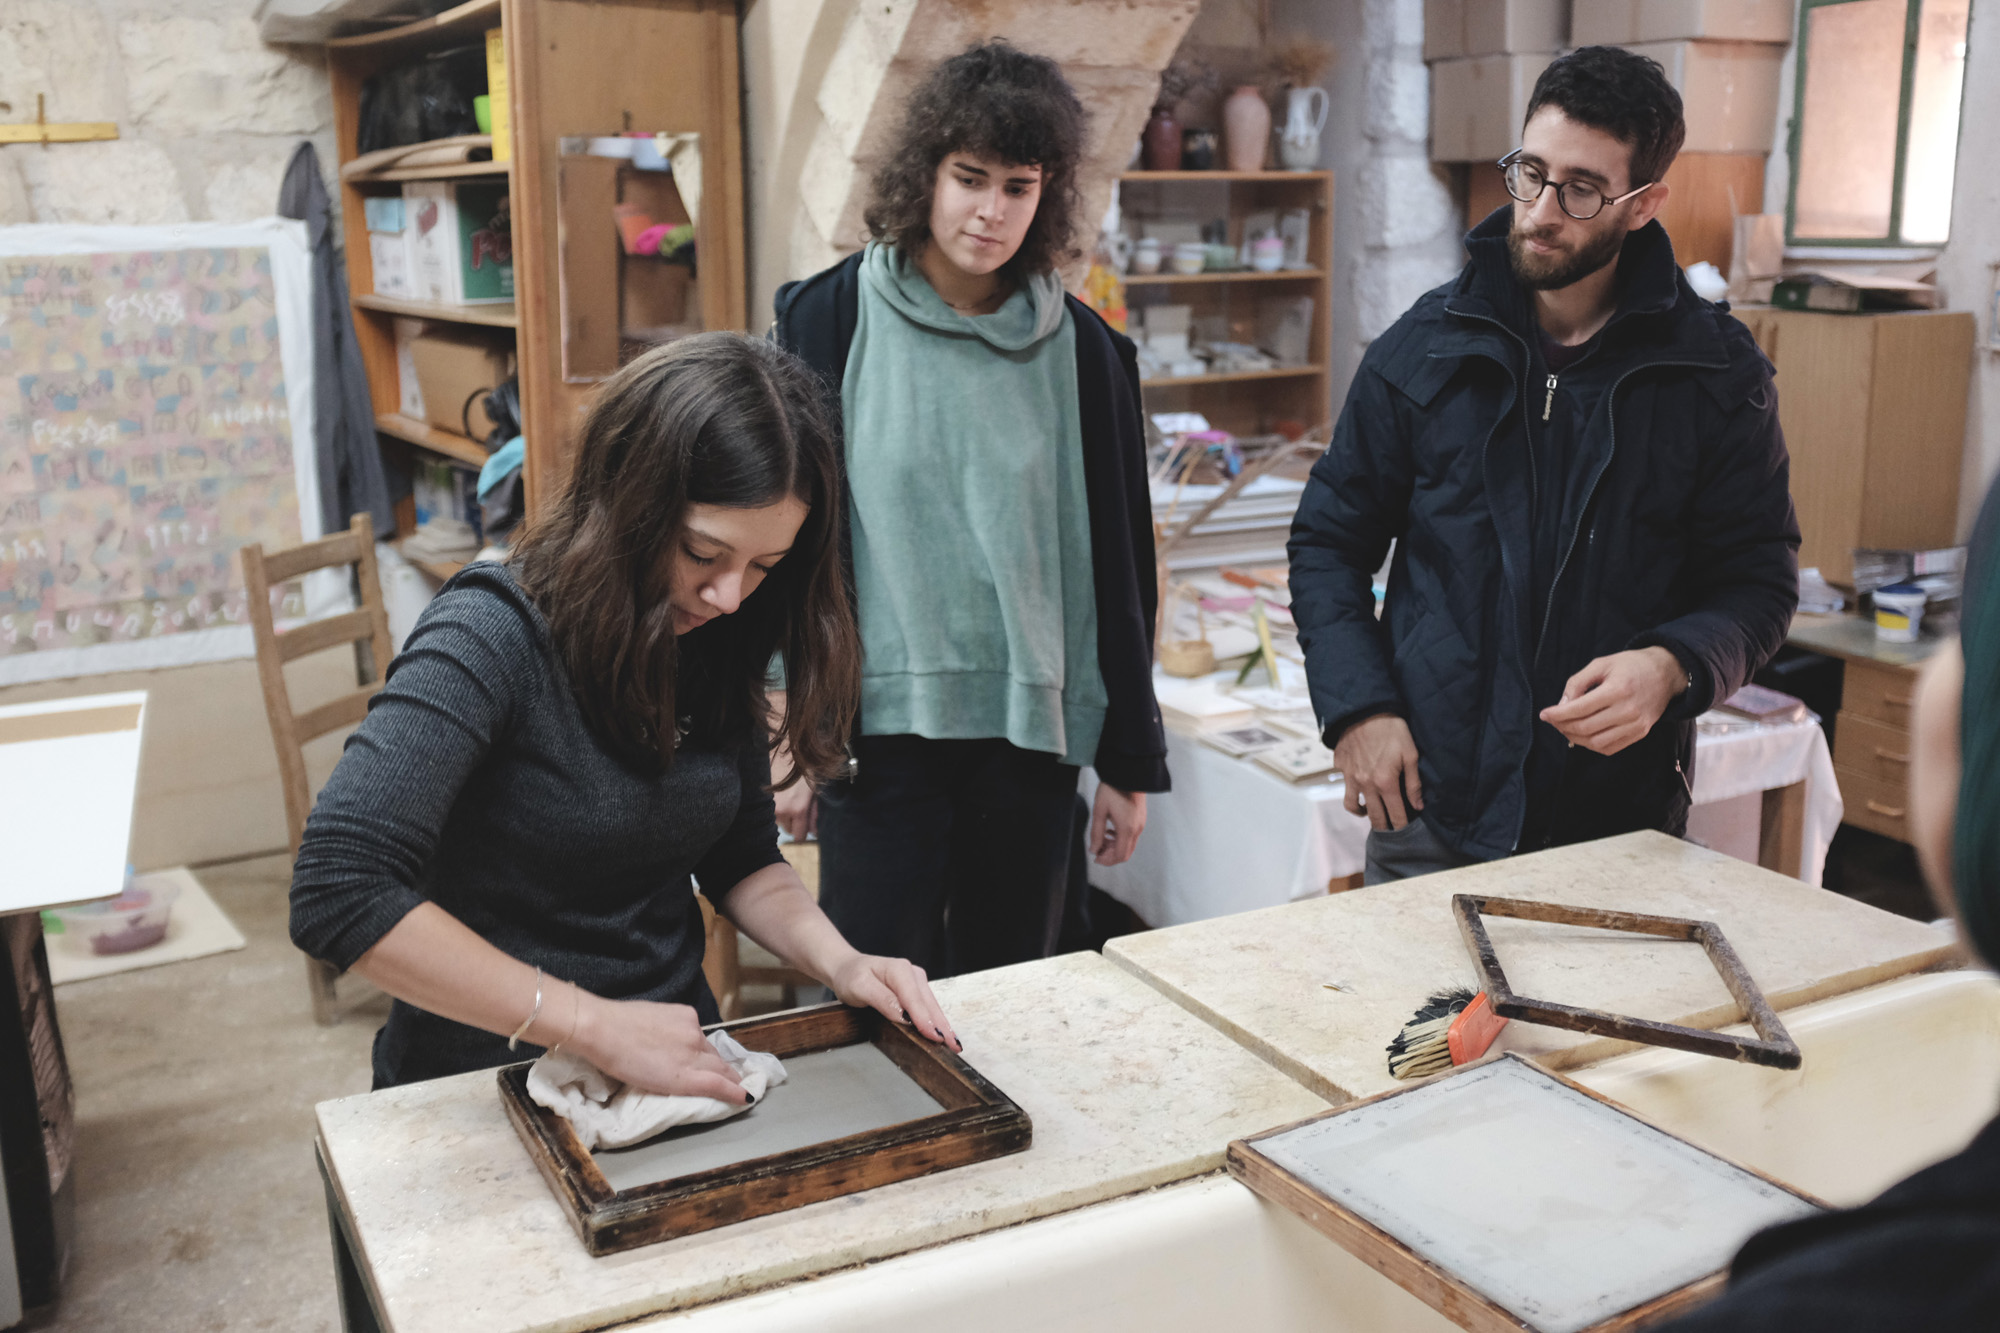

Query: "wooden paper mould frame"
left=1227, top=1053, right=1829, bottom=1333
left=499, top=1003, right=1031, bottom=1256
left=1452, top=893, right=1802, bottom=1070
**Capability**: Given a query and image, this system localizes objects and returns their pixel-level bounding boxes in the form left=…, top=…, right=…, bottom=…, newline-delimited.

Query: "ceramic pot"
left=1181, top=128, right=1218, bottom=171
left=1250, top=236, right=1286, bottom=272
left=1278, top=86, right=1328, bottom=170
left=1223, top=85, right=1271, bottom=172
left=1132, top=237, right=1163, bottom=274
left=1142, top=106, right=1182, bottom=171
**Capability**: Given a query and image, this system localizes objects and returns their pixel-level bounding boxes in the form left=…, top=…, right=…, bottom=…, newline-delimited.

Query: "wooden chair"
left=702, top=843, right=819, bottom=1020
left=246, top=514, right=747, bottom=1028
left=240, top=513, right=395, bottom=1026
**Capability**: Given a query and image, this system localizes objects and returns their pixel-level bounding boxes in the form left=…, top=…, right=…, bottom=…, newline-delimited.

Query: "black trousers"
left=816, top=734, right=1080, bottom=979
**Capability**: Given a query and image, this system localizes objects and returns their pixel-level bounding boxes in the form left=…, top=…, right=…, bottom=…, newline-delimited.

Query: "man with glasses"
left=1290, top=45, right=1799, bottom=881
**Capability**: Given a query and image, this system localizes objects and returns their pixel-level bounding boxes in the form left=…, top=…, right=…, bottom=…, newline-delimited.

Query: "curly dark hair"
left=1525, top=45, right=1686, bottom=189
left=863, top=41, right=1088, bottom=279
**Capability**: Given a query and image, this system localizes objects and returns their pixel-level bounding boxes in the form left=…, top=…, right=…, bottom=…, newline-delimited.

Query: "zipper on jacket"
left=1542, top=374, right=1557, bottom=421
left=1530, top=354, right=1727, bottom=670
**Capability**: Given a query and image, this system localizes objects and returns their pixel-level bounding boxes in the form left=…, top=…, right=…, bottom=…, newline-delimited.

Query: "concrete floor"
left=27, top=854, right=385, bottom=1333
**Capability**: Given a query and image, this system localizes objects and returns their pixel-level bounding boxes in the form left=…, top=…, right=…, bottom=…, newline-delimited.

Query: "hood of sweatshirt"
left=860, top=241, right=1065, bottom=350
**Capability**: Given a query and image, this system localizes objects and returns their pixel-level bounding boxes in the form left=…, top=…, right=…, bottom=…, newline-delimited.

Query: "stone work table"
left=1106, top=831, right=1958, bottom=1105
left=316, top=951, right=1327, bottom=1333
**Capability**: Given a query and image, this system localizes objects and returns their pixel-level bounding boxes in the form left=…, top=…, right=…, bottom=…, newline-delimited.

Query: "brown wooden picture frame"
left=1452, top=894, right=1803, bottom=1070
left=499, top=1004, right=1031, bottom=1255
left=1227, top=1054, right=1828, bottom=1333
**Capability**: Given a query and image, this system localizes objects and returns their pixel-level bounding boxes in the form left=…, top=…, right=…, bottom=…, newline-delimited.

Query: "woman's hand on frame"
left=828, top=953, right=962, bottom=1052
left=571, top=992, right=749, bottom=1103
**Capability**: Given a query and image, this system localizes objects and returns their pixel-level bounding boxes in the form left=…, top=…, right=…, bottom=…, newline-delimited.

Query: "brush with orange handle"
left=1385, top=987, right=1510, bottom=1080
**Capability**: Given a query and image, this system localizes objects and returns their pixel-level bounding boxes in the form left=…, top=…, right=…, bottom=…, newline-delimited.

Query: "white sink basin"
left=1571, top=968, right=2000, bottom=1206
left=642, top=970, right=1998, bottom=1332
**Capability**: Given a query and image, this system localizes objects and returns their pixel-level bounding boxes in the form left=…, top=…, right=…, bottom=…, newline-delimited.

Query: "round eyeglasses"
left=1498, top=151, right=1653, bottom=221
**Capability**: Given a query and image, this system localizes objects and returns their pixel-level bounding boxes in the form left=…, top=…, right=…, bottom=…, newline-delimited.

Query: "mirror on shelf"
left=556, top=132, right=704, bottom=383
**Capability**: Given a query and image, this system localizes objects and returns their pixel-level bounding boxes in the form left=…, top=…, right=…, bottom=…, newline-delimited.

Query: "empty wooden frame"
left=1452, top=894, right=1802, bottom=1070
left=499, top=1003, right=1031, bottom=1255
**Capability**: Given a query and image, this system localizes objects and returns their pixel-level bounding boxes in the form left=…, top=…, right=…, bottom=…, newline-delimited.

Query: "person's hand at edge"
left=1089, top=784, right=1147, bottom=865
left=1333, top=713, right=1423, bottom=831
left=565, top=987, right=749, bottom=1103
left=1540, top=647, right=1686, bottom=756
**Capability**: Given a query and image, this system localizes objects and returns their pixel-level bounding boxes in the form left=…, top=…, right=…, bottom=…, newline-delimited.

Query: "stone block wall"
left=742, top=0, right=1201, bottom=326
left=0, top=0, right=335, bottom=228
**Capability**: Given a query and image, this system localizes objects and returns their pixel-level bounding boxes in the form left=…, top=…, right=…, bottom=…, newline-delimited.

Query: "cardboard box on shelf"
left=405, top=328, right=513, bottom=440
left=404, top=180, right=514, bottom=305
left=1629, top=40, right=1786, bottom=154
left=1430, top=53, right=1554, bottom=162
left=1572, top=0, right=1792, bottom=46
left=1424, top=0, right=1571, bottom=62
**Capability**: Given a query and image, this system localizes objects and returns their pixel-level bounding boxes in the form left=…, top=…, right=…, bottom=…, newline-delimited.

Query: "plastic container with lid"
left=47, top=878, right=181, bottom=955
left=1873, top=582, right=1928, bottom=643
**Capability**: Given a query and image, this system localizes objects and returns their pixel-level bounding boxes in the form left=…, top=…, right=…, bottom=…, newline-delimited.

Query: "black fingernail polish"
left=747, top=1090, right=758, bottom=1105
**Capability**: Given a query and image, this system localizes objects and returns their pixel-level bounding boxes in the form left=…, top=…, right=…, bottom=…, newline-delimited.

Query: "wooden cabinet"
left=327, top=0, right=745, bottom=576
left=1736, top=307, right=1974, bottom=587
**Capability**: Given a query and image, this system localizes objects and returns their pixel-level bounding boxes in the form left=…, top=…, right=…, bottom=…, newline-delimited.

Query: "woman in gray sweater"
left=290, top=334, right=957, bottom=1093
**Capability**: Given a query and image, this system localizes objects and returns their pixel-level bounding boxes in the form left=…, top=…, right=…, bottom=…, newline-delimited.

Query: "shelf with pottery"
left=1124, top=267, right=1327, bottom=285
left=1116, top=166, right=1334, bottom=436
left=1121, top=169, right=1334, bottom=184
left=1139, top=366, right=1323, bottom=390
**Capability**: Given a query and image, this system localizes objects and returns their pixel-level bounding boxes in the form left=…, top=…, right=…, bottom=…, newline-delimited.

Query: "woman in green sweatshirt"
left=770, top=41, right=1169, bottom=977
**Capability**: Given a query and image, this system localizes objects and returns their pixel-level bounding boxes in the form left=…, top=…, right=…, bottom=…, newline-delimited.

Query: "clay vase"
left=1142, top=106, right=1182, bottom=171
left=1223, top=85, right=1272, bottom=172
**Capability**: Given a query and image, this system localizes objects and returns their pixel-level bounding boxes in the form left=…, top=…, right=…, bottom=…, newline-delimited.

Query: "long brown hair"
left=511, top=333, right=856, bottom=784
left=862, top=40, right=1087, bottom=280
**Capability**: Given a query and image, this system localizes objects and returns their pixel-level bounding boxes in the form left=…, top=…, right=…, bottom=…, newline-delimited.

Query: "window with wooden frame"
left=1788, top=0, right=1970, bottom=246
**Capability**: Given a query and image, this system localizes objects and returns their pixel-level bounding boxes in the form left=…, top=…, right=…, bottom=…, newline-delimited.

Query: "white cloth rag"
left=525, top=1031, right=787, bottom=1150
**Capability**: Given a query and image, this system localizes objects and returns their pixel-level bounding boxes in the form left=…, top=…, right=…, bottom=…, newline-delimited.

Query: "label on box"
left=394, top=319, right=426, bottom=420
left=370, top=230, right=412, bottom=298
left=364, top=196, right=406, bottom=233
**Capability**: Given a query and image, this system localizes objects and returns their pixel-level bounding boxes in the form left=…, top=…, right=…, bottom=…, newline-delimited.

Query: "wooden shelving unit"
left=1139, top=366, right=1322, bottom=390
left=326, top=0, right=747, bottom=553
left=374, top=413, right=489, bottom=467
left=1118, top=170, right=1335, bottom=437
left=350, top=293, right=518, bottom=329
left=1125, top=269, right=1327, bottom=286
left=391, top=540, right=471, bottom=583
left=344, top=160, right=511, bottom=184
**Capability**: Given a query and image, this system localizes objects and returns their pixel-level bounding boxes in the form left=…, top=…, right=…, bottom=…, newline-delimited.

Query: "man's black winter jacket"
left=771, top=251, right=1170, bottom=793
left=1289, top=212, right=1800, bottom=859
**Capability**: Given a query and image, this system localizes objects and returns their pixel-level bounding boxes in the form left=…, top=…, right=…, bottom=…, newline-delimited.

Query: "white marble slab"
left=316, top=951, right=1328, bottom=1333
left=1106, top=831, right=1959, bottom=1104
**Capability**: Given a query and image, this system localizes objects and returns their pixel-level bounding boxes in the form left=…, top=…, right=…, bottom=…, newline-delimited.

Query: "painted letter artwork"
left=0, top=221, right=321, bottom=684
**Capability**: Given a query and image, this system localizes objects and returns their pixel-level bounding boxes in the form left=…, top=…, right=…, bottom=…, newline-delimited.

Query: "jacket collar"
left=1438, top=209, right=1724, bottom=368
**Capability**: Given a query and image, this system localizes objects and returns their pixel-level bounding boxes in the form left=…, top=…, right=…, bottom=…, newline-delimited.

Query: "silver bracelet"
left=508, top=967, right=544, bottom=1051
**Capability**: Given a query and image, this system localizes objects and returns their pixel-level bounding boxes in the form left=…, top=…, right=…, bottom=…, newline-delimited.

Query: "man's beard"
left=1507, top=216, right=1626, bottom=291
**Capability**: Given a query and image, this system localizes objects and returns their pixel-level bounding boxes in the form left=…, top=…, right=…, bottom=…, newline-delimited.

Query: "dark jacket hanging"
left=278, top=141, right=397, bottom=538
